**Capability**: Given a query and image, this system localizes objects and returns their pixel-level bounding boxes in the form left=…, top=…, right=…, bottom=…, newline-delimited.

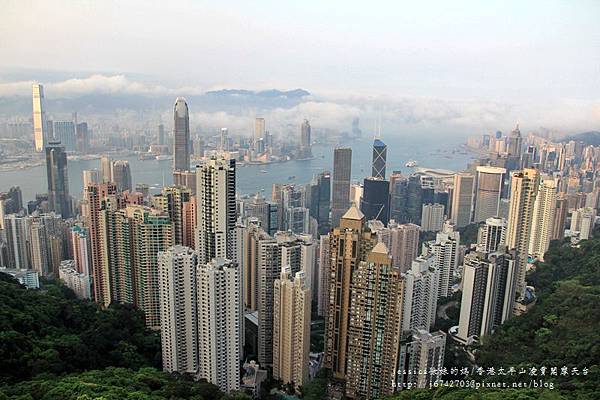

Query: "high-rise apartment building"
left=476, top=217, right=507, bottom=254
left=317, top=234, right=330, bottom=317
left=367, top=220, right=420, bottom=272
left=331, top=148, right=352, bottom=227
left=273, top=268, right=311, bottom=388
left=420, top=203, right=445, bottom=232
left=32, top=83, right=47, bottom=152
left=450, top=173, right=474, bottom=227
left=423, top=223, right=460, bottom=298
left=196, top=258, right=242, bottom=393
left=324, top=206, right=377, bottom=380
left=152, top=186, right=193, bottom=245
left=529, top=178, right=557, bottom=260
left=401, top=254, right=439, bottom=333
left=196, top=156, right=236, bottom=264
left=371, top=139, right=387, bottom=179
left=506, top=168, right=539, bottom=297
left=158, top=246, right=198, bottom=374
left=173, top=97, right=190, bottom=172
left=456, top=251, right=516, bottom=344
left=473, top=166, right=506, bottom=223
left=397, top=330, right=446, bottom=389
left=570, top=207, right=596, bottom=240
left=345, top=242, right=404, bottom=399
left=46, top=141, right=72, bottom=218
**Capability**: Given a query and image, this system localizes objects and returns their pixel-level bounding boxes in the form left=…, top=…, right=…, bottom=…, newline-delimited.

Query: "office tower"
left=450, top=173, right=474, bottom=227
left=254, top=117, right=266, bottom=146
left=158, top=246, right=198, bottom=374
left=220, top=128, right=229, bottom=152
left=286, top=206, right=310, bottom=234
left=100, top=156, right=112, bottom=182
left=32, top=83, right=47, bottom=152
left=299, top=119, right=312, bottom=158
left=70, top=225, right=90, bottom=275
left=111, top=160, right=132, bottom=192
left=360, top=177, right=390, bottom=224
left=371, top=138, right=387, bottom=179
left=473, top=166, right=506, bottom=222
left=317, top=234, right=330, bottom=317
left=0, top=187, right=23, bottom=216
left=3, top=215, right=30, bottom=269
left=389, top=172, right=408, bottom=222
left=552, top=194, right=568, bottom=240
left=45, top=141, right=72, bottom=218
left=367, top=220, right=420, bottom=272
left=82, top=170, right=100, bottom=189
left=345, top=243, right=404, bottom=399
left=173, top=97, right=190, bottom=172
left=507, top=124, right=523, bottom=158
left=331, top=148, right=352, bottom=227
left=53, top=121, right=76, bottom=151
left=84, top=182, right=117, bottom=305
left=242, top=194, right=275, bottom=235
left=307, top=171, right=331, bottom=235
left=196, top=156, right=236, bottom=264
left=75, top=122, right=89, bottom=153
left=406, top=174, right=424, bottom=223
left=506, top=168, right=540, bottom=297
left=529, top=178, right=557, bottom=260
left=456, top=251, right=516, bottom=344
left=476, top=217, right=507, bottom=254
left=324, top=206, right=377, bottom=380
left=273, top=268, right=311, bottom=388
left=397, top=330, right=446, bottom=389
left=158, top=123, right=165, bottom=145
left=423, top=224, right=460, bottom=298
left=421, top=203, right=445, bottom=232
left=570, top=207, right=596, bottom=240
left=152, top=186, right=193, bottom=245
left=196, top=258, right=241, bottom=393
left=173, top=169, right=197, bottom=194
left=401, top=254, right=439, bottom=333
left=59, top=259, right=91, bottom=299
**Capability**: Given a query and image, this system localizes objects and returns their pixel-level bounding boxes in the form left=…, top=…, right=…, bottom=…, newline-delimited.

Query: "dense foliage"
left=0, top=367, right=247, bottom=400
left=0, top=274, right=161, bottom=383
left=474, top=235, right=600, bottom=398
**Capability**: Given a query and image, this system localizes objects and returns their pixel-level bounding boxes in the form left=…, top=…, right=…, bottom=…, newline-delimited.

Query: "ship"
left=156, top=155, right=173, bottom=161
left=405, top=160, right=418, bottom=167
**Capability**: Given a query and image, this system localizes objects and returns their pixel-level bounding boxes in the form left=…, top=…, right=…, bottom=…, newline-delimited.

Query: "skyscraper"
left=506, top=168, right=540, bottom=297
left=254, top=117, right=265, bottom=149
left=529, top=178, right=557, bottom=260
left=367, top=220, right=420, bottom=272
left=299, top=119, right=312, bottom=158
left=111, top=160, right=132, bottom=192
left=476, top=217, right=507, bottom=254
left=345, top=242, right=404, bottom=399
left=360, top=177, right=390, bottom=224
left=507, top=124, right=523, bottom=158
left=100, top=156, right=113, bottom=183
left=173, top=97, right=190, bottom=172
left=152, top=186, right=193, bottom=245
left=32, top=83, right=47, bottom=152
left=450, top=172, right=474, bottom=227
left=331, top=148, right=352, bottom=227
left=421, top=203, right=445, bottom=232
left=324, top=206, right=377, bottom=380
left=158, top=246, right=198, bottom=374
left=551, top=194, right=568, bottom=240
left=371, top=139, right=387, bottom=179
left=307, top=171, right=331, bottom=235
left=273, top=268, right=311, bottom=388
left=158, top=123, right=165, bottom=145
left=397, top=330, right=446, bottom=389
left=423, top=223, right=460, bottom=298
left=196, top=258, right=242, bottom=393
left=401, top=254, right=440, bottom=333
left=473, top=166, right=506, bottom=223
left=45, top=141, right=72, bottom=218
left=196, top=156, right=236, bottom=264
left=53, top=121, right=76, bottom=151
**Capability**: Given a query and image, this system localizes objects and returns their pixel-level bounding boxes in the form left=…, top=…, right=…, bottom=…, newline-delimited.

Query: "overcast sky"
left=1, top=0, right=599, bottom=100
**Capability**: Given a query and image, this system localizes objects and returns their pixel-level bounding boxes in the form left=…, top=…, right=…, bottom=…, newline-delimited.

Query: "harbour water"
left=0, top=135, right=474, bottom=203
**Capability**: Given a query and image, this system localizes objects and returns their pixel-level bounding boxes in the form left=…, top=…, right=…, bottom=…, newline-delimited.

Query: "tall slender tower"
left=273, top=268, right=311, bottom=388
left=331, top=148, right=352, bottom=227
left=45, top=141, right=72, bottom=218
left=506, top=168, right=539, bottom=297
left=173, top=97, right=190, bottom=172
left=473, top=166, right=506, bottom=223
left=32, top=83, right=47, bottom=152
left=324, top=205, right=377, bottom=380
left=529, top=178, right=557, bottom=260
left=196, top=156, right=236, bottom=264
left=300, top=119, right=312, bottom=158
left=254, top=117, right=266, bottom=149
left=371, top=139, right=387, bottom=179
left=345, top=242, right=404, bottom=399
left=196, top=258, right=242, bottom=393
left=158, top=246, right=198, bottom=374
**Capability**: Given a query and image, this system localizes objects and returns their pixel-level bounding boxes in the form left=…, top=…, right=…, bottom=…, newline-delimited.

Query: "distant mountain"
left=562, top=130, right=600, bottom=146
left=205, top=88, right=310, bottom=98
